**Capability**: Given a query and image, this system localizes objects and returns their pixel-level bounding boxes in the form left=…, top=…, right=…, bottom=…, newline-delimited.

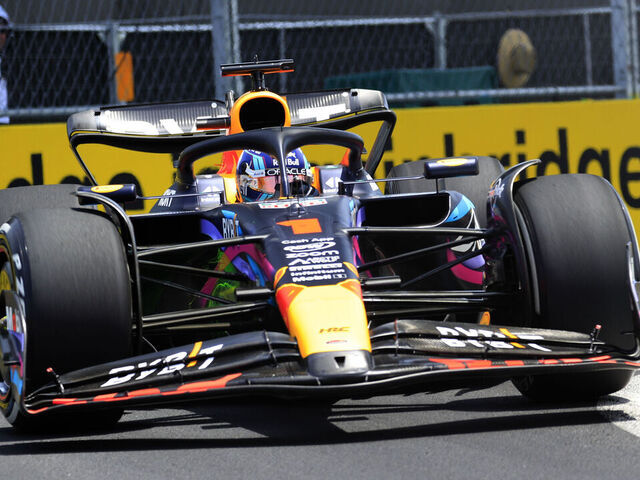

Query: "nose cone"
left=306, top=350, right=373, bottom=381
left=276, top=280, right=371, bottom=358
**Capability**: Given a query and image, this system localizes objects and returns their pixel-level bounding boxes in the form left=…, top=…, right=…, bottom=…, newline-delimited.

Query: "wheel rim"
left=0, top=245, right=27, bottom=423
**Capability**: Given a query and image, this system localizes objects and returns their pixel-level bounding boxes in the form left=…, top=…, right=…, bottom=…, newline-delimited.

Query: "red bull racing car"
left=1, top=59, right=639, bottom=430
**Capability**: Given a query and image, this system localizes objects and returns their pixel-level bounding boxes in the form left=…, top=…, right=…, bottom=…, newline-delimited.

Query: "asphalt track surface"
left=0, top=375, right=639, bottom=479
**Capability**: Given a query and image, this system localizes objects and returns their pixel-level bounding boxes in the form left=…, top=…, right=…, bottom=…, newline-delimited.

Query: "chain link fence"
left=1, top=0, right=639, bottom=121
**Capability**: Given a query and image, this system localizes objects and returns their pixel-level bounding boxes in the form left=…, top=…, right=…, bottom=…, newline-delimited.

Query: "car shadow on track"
left=0, top=385, right=633, bottom=454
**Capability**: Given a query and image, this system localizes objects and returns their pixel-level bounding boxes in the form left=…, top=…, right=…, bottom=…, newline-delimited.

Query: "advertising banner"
left=1, top=98, right=640, bottom=226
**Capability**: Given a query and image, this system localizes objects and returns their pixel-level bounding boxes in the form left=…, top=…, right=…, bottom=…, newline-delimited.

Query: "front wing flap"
left=23, top=320, right=640, bottom=416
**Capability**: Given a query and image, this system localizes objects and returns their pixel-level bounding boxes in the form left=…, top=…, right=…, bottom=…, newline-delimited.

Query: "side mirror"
left=424, top=157, right=479, bottom=179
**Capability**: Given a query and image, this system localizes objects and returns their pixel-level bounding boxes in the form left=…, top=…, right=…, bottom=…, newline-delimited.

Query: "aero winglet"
left=221, top=59, right=295, bottom=90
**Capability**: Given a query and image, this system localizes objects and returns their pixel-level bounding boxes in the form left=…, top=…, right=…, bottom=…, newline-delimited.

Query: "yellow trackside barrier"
left=2, top=98, right=640, bottom=231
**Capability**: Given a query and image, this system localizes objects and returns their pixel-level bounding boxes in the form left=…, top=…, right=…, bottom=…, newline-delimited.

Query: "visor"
left=254, top=173, right=311, bottom=197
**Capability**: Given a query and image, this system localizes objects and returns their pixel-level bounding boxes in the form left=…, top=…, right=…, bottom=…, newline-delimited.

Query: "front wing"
left=23, top=320, right=640, bottom=416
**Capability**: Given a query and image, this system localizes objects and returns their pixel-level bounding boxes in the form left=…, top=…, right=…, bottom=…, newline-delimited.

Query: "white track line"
left=598, top=373, right=640, bottom=437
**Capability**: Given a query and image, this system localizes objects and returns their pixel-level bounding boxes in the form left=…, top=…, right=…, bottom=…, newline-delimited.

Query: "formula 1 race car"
left=1, top=59, right=639, bottom=430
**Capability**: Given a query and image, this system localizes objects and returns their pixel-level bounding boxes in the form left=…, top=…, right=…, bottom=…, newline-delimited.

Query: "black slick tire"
left=386, top=156, right=504, bottom=227
left=0, top=207, right=132, bottom=429
left=0, top=184, right=81, bottom=223
left=512, top=174, right=635, bottom=401
left=383, top=156, right=503, bottom=292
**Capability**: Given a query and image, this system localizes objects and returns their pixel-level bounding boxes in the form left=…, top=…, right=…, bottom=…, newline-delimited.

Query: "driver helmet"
left=236, top=148, right=314, bottom=202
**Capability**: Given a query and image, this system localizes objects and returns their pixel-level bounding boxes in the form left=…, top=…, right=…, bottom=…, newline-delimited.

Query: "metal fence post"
left=583, top=13, right=593, bottom=86
left=434, top=13, right=447, bottom=69
left=105, top=22, right=120, bottom=104
left=210, top=0, right=234, bottom=99
left=611, top=0, right=632, bottom=98
left=425, top=14, right=446, bottom=69
left=629, top=0, right=639, bottom=97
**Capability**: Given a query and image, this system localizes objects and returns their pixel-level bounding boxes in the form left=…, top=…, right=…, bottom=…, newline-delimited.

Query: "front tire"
left=512, top=174, right=635, bottom=401
left=0, top=208, right=132, bottom=429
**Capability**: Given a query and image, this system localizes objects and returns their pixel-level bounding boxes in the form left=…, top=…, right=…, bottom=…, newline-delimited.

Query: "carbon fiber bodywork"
left=2, top=60, right=640, bottom=424
left=23, top=320, right=640, bottom=415
left=10, top=157, right=640, bottom=418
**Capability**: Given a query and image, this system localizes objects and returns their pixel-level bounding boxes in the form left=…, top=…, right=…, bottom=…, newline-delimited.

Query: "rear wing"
left=67, top=89, right=396, bottom=184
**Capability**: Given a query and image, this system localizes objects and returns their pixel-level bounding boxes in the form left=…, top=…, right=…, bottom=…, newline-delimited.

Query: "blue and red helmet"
left=236, top=148, right=314, bottom=202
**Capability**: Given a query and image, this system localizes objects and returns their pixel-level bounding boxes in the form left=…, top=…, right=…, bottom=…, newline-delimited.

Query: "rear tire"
left=0, top=184, right=80, bottom=223
left=383, top=156, right=503, bottom=294
left=386, top=156, right=504, bottom=227
left=512, top=174, right=635, bottom=401
left=0, top=208, right=132, bottom=429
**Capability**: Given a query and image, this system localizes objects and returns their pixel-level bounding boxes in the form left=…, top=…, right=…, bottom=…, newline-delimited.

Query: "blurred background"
left=1, top=0, right=638, bottom=121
